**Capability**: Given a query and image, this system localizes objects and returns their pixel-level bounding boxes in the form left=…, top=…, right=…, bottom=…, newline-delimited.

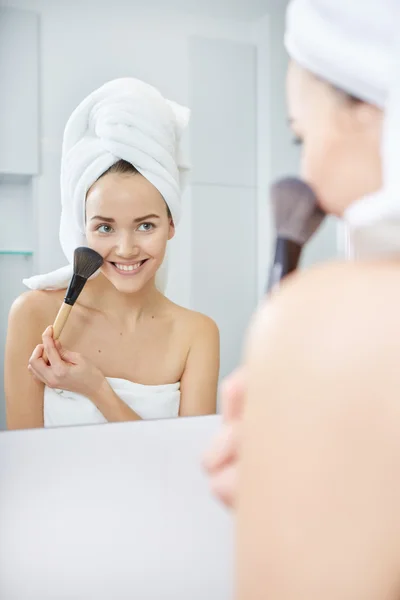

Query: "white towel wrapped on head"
left=285, top=0, right=400, bottom=256
left=23, top=78, right=191, bottom=291
left=285, top=0, right=393, bottom=107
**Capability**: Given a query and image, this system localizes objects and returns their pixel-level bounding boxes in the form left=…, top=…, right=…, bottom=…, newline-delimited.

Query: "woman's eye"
left=138, top=222, right=154, bottom=232
left=97, top=224, right=113, bottom=234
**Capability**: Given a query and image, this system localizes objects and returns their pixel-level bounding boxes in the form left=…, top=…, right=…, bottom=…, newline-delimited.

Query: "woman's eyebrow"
left=90, top=215, right=115, bottom=222
left=89, top=214, right=161, bottom=223
left=133, top=214, right=160, bottom=223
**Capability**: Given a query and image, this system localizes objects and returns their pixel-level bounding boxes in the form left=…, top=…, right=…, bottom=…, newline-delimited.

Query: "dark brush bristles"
left=64, top=247, right=104, bottom=306
left=73, top=246, right=104, bottom=279
left=271, top=177, right=326, bottom=245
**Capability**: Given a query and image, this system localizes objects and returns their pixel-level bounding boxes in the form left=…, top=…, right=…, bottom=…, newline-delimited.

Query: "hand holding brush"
left=42, top=247, right=103, bottom=364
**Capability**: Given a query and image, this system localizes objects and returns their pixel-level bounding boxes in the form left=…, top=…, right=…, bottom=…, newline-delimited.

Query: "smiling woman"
left=85, top=160, right=174, bottom=294
left=4, top=79, right=220, bottom=430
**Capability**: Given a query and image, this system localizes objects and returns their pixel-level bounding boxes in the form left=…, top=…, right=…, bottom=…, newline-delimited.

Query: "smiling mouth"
left=111, top=259, right=148, bottom=273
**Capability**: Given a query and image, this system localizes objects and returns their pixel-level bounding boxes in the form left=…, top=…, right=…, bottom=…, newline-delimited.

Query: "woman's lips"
left=109, top=259, right=149, bottom=276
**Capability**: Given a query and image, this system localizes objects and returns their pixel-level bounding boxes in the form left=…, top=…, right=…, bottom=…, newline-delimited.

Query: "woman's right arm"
left=5, top=292, right=49, bottom=430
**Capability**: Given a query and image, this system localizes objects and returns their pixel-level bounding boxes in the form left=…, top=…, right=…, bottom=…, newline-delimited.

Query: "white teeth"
left=114, top=261, right=143, bottom=272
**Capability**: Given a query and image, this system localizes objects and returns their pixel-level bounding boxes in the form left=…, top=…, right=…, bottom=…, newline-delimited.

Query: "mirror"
left=0, top=0, right=346, bottom=431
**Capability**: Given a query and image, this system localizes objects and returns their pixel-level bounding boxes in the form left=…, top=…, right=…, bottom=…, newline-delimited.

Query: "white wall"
left=1, top=0, right=259, bottom=309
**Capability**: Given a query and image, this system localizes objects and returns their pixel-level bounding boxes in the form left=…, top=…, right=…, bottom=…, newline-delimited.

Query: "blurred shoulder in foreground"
left=236, top=259, right=400, bottom=600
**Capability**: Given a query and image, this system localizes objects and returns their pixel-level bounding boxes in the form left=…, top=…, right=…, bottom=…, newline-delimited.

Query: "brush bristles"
left=73, top=247, right=104, bottom=279
left=270, top=177, right=326, bottom=246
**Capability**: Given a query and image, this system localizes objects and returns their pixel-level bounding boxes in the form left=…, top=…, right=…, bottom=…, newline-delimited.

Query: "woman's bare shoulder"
left=8, top=289, right=66, bottom=333
left=281, top=259, right=400, bottom=316
left=248, top=259, right=400, bottom=369
left=166, top=300, right=219, bottom=340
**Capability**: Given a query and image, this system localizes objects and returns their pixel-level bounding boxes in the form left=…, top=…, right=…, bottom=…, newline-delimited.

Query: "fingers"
left=203, top=367, right=245, bottom=510
left=27, top=365, right=41, bottom=383
left=42, top=326, right=63, bottom=369
left=54, top=340, right=77, bottom=363
left=203, top=422, right=239, bottom=473
left=29, top=343, right=44, bottom=363
left=28, top=327, right=65, bottom=386
left=221, top=367, right=246, bottom=422
left=28, top=343, right=48, bottom=384
left=208, top=463, right=237, bottom=509
left=58, top=347, right=80, bottom=365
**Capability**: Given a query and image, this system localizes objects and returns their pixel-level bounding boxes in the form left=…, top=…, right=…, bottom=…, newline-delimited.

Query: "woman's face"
left=286, top=60, right=384, bottom=216
left=85, top=172, right=174, bottom=293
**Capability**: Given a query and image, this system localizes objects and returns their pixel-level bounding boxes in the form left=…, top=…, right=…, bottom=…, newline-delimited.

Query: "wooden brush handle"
left=52, top=302, right=73, bottom=340
left=43, top=302, right=73, bottom=364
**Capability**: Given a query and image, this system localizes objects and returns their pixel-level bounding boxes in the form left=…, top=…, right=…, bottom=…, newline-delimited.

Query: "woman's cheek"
left=300, top=141, right=337, bottom=214
left=86, top=232, right=109, bottom=254
left=143, top=231, right=169, bottom=258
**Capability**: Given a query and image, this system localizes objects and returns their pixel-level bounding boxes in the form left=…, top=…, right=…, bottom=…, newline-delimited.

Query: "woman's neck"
left=80, top=273, right=164, bottom=326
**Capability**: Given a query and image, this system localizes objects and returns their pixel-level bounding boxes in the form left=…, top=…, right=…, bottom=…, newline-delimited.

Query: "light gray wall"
left=189, top=36, right=257, bottom=379
left=0, top=7, right=39, bottom=429
left=0, top=2, right=261, bottom=424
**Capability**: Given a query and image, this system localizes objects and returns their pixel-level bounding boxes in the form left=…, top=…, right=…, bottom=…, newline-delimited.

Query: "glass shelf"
left=0, top=250, right=33, bottom=256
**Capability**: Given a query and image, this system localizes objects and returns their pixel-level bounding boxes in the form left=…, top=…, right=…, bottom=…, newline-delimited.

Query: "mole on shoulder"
left=98, top=349, right=102, bottom=353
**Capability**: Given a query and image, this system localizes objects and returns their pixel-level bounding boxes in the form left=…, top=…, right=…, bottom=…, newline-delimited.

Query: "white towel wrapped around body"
left=23, top=78, right=191, bottom=291
left=285, top=0, right=400, bottom=257
left=44, top=378, right=181, bottom=427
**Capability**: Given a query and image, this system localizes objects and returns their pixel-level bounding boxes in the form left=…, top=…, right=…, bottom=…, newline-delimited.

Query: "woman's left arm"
left=179, top=316, right=220, bottom=417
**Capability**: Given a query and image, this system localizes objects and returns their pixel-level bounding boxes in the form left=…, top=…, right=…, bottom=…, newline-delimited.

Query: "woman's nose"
left=115, top=233, right=140, bottom=258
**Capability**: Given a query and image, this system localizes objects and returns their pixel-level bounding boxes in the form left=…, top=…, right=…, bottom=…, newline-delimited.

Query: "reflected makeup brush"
left=43, top=247, right=103, bottom=363
left=267, top=177, right=326, bottom=292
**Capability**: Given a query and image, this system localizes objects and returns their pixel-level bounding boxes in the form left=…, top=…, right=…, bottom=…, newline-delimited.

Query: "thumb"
left=58, top=346, right=81, bottom=365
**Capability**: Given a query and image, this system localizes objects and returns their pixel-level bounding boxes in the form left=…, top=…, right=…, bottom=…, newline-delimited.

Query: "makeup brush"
left=267, top=177, right=326, bottom=292
left=43, top=247, right=103, bottom=363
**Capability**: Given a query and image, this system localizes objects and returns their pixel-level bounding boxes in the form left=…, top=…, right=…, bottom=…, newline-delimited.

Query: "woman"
left=5, top=78, right=219, bottom=429
left=206, top=1, right=400, bottom=598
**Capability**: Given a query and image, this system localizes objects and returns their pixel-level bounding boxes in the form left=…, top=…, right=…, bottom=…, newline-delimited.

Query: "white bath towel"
left=23, top=78, right=191, bottom=292
left=285, top=0, right=400, bottom=256
left=44, top=378, right=181, bottom=427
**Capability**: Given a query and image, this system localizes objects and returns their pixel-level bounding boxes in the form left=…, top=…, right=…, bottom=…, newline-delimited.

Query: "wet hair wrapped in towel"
left=23, top=77, right=191, bottom=291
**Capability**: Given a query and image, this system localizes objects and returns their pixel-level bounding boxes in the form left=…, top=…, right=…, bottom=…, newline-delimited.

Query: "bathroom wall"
left=0, top=0, right=345, bottom=427
left=0, top=7, right=39, bottom=429
left=0, top=1, right=262, bottom=426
